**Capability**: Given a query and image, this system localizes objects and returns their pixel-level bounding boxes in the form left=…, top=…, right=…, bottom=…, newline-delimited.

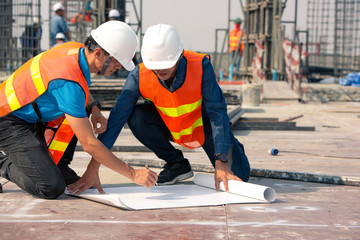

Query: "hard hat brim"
left=142, top=59, right=178, bottom=70
left=120, top=59, right=135, bottom=71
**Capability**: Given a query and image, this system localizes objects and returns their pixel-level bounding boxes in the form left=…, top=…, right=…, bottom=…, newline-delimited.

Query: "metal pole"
left=294, top=0, right=297, bottom=40
left=334, top=0, right=338, bottom=76
left=298, top=42, right=303, bottom=101
left=227, top=0, right=231, bottom=71
left=140, top=0, right=143, bottom=48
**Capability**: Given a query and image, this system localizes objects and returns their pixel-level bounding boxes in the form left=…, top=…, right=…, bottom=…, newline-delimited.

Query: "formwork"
left=0, top=0, right=143, bottom=77
left=0, top=0, right=41, bottom=76
left=213, top=0, right=286, bottom=82
left=306, top=0, right=360, bottom=77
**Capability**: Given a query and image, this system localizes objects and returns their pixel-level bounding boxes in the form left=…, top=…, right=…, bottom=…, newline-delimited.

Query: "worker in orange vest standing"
left=229, top=17, right=245, bottom=72
left=72, top=24, right=250, bottom=193
left=0, top=21, right=157, bottom=199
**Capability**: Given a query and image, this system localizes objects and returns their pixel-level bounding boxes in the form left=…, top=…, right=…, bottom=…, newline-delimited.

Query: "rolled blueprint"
left=193, top=173, right=276, bottom=202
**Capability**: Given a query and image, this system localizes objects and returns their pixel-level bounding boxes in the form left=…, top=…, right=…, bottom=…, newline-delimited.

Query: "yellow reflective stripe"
left=171, top=117, right=203, bottom=140
left=156, top=97, right=202, bottom=117
left=48, top=140, right=68, bottom=152
left=62, top=118, right=69, bottom=124
left=5, top=74, right=21, bottom=111
left=30, top=52, right=46, bottom=95
left=67, top=48, right=78, bottom=55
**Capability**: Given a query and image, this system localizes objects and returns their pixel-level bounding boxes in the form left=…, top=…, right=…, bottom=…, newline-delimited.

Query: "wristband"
left=215, top=153, right=228, bottom=163
left=86, top=100, right=102, bottom=114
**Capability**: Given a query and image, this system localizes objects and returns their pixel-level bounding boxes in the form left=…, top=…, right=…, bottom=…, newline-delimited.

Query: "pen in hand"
left=145, top=165, right=158, bottom=186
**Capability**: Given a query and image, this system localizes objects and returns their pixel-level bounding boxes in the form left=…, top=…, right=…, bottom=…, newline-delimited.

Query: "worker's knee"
left=37, top=178, right=66, bottom=199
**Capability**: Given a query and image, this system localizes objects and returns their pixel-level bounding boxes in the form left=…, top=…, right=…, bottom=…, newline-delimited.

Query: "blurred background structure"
left=0, top=0, right=359, bottom=94
left=306, top=0, right=360, bottom=77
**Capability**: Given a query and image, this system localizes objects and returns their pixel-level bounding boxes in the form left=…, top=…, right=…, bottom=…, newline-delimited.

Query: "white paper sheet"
left=65, top=173, right=276, bottom=210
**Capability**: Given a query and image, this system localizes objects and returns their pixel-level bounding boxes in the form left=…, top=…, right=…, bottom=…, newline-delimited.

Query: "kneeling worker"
left=0, top=21, right=157, bottom=199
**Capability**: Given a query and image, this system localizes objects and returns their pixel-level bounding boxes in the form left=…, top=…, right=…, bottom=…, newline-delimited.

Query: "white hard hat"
left=141, top=24, right=184, bottom=70
left=53, top=2, right=64, bottom=12
left=90, top=21, right=138, bottom=71
left=33, top=17, right=39, bottom=24
left=55, top=32, right=65, bottom=40
left=108, top=9, right=120, bottom=18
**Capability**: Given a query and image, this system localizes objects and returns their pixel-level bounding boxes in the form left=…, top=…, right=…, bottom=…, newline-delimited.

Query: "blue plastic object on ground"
left=268, top=148, right=279, bottom=155
left=339, top=72, right=360, bottom=87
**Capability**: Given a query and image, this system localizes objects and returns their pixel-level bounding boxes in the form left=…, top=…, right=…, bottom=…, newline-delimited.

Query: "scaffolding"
left=213, top=0, right=286, bottom=82
left=0, top=0, right=41, bottom=76
left=306, top=0, right=360, bottom=77
left=48, top=0, right=143, bottom=48
left=0, top=0, right=143, bottom=76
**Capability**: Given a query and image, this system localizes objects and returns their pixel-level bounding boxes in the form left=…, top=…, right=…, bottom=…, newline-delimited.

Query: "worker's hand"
left=132, top=168, right=158, bottom=188
left=214, top=160, right=242, bottom=192
left=90, top=106, right=107, bottom=134
left=67, top=161, right=105, bottom=195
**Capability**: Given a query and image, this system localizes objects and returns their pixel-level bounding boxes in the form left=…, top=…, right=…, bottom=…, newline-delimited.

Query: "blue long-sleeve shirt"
left=98, top=55, right=231, bottom=155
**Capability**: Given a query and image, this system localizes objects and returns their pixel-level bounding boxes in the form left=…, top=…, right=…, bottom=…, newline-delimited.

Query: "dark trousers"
left=127, top=103, right=250, bottom=181
left=230, top=50, right=243, bottom=72
left=0, top=114, right=66, bottom=199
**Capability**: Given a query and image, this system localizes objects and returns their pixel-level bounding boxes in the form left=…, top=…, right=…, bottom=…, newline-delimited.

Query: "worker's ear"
left=93, top=47, right=103, bottom=59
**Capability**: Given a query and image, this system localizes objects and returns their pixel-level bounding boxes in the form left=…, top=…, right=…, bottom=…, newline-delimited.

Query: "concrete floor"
left=1, top=174, right=359, bottom=239
left=1, top=83, right=360, bottom=239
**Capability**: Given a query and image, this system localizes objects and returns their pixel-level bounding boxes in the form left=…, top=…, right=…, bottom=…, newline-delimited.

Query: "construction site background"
left=0, top=0, right=359, bottom=103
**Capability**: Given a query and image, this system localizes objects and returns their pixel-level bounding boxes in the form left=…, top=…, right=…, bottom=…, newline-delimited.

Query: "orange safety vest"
left=229, top=29, right=244, bottom=52
left=0, top=42, right=89, bottom=164
left=139, top=50, right=208, bottom=149
left=71, top=13, right=92, bottom=23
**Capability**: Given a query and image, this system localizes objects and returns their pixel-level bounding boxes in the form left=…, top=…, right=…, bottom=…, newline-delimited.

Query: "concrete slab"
left=91, top=101, right=360, bottom=185
left=1, top=88, right=360, bottom=239
left=262, top=81, right=301, bottom=103
left=1, top=173, right=359, bottom=240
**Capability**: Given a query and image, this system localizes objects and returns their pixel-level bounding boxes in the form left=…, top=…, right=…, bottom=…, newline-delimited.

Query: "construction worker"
left=69, top=24, right=250, bottom=193
left=50, top=2, right=71, bottom=47
left=70, top=2, right=93, bottom=24
left=53, top=32, right=66, bottom=48
left=0, top=21, right=157, bottom=199
left=108, top=9, right=121, bottom=21
left=20, top=17, right=42, bottom=63
left=229, top=17, right=244, bottom=72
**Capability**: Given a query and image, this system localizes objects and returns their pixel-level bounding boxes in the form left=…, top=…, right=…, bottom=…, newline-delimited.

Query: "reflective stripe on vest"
left=0, top=42, right=89, bottom=164
left=229, top=29, right=244, bottom=51
left=139, top=50, right=207, bottom=149
left=3, top=53, right=46, bottom=112
left=46, top=118, right=74, bottom=165
left=0, top=42, right=89, bottom=118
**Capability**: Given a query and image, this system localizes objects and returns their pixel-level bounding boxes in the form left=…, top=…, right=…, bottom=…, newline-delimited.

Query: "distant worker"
left=229, top=17, right=244, bottom=72
left=71, top=2, right=93, bottom=24
left=0, top=21, right=157, bottom=199
left=69, top=24, right=250, bottom=193
left=20, top=17, right=42, bottom=63
left=53, top=32, right=66, bottom=48
left=108, top=9, right=131, bottom=24
left=50, top=2, right=71, bottom=47
left=108, top=9, right=121, bottom=21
